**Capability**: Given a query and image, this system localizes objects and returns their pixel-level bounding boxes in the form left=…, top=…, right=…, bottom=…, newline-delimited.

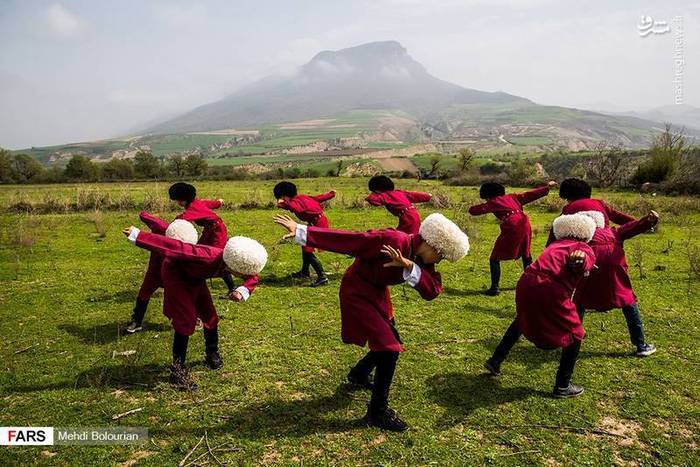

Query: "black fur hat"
left=368, top=175, right=395, bottom=192
left=168, top=182, right=196, bottom=203
left=479, top=182, right=506, bottom=200
left=559, top=178, right=592, bottom=201
left=273, top=181, right=297, bottom=199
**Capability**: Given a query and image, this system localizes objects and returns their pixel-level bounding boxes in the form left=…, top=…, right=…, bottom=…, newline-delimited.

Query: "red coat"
left=178, top=199, right=228, bottom=249
left=575, top=216, right=655, bottom=311
left=366, top=190, right=432, bottom=234
left=279, top=192, right=335, bottom=253
left=305, top=226, right=442, bottom=352
left=134, top=232, right=259, bottom=336
left=547, top=198, right=635, bottom=245
left=516, top=238, right=595, bottom=349
left=136, top=211, right=169, bottom=301
left=469, top=186, right=550, bottom=261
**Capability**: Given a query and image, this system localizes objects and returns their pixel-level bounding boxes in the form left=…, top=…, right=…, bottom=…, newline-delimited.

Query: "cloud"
left=44, top=3, right=88, bottom=40
left=152, top=4, right=208, bottom=29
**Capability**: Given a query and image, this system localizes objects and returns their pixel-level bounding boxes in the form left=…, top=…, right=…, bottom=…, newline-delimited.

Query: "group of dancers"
left=121, top=175, right=658, bottom=432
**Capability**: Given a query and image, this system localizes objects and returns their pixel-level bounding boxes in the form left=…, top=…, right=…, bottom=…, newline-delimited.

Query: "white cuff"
left=128, top=227, right=141, bottom=243
left=402, top=263, right=422, bottom=287
left=294, top=224, right=308, bottom=246
left=234, top=286, right=250, bottom=301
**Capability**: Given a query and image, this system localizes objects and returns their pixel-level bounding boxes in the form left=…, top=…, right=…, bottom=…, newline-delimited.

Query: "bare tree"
left=586, top=142, right=629, bottom=187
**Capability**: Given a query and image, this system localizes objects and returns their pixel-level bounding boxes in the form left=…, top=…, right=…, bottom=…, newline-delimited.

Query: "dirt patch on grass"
left=376, top=157, right=417, bottom=173
left=279, top=119, right=336, bottom=129
left=597, top=416, right=643, bottom=447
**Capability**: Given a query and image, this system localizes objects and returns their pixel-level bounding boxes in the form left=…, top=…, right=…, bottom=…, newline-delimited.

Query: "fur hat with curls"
left=165, top=219, right=198, bottom=244
left=223, top=236, right=268, bottom=276
left=577, top=210, right=605, bottom=228
left=552, top=214, right=596, bottom=242
left=418, top=213, right=470, bottom=262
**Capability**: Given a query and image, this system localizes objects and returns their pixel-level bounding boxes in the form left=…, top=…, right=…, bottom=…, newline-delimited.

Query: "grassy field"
left=0, top=179, right=698, bottom=465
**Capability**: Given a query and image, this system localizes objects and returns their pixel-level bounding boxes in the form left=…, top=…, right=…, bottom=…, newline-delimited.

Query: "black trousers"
left=131, top=298, right=149, bottom=324
left=489, top=256, right=532, bottom=289
left=172, top=327, right=219, bottom=367
left=301, top=251, right=326, bottom=278
left=491, top=319, right=581, bottom=388
left=351, top=350, right=399, bottom=413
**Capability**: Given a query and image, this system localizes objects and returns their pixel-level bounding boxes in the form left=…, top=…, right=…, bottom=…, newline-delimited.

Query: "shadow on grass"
left=257, top=273, right=339, bottom=288
left=85, top=289, right=141, bottom=304
left=425, top=372, right=544, bottom=428
left=59, top=321, right=171, bottom=344
left=6, top=363, right=167, bottom=393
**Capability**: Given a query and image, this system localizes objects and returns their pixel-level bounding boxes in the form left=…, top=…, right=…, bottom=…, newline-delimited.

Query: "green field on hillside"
left=0, top=179, right=698, bottom=465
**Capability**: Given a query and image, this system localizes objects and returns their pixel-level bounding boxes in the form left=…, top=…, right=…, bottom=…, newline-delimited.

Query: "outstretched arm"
left=618, top=211, right=659, bottom=241
left=365, top=192, right=384, bottom=206
left=514, top=182, right=555, bottom=205
left=139, top=211, right=169, bottom=235
left=311, top=191, right=336, bottom=203
left=201, top=199, right=223, bottom=209
left=605, top=203, right=636, bottom=225
left=403, top=191, right=432, bottom=204
left=123, top=227, right=217, bottom=263
left=468, top=202, right=491, bottom=216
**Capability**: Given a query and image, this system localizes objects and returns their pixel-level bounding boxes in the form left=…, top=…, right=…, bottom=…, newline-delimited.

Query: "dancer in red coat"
left=273, top=212, right=469, bottom=431
left=484, top=213, right=597, bottom=398
left=123, top=225, right=267, bottom=390
left=546, top=178, right=635, bottom=245
left=126, top=213, right=198, bottom=333
left=169, top=183, right=240, bottom=297
left=469, top=181, right=556, bottom=295
left=274, top=181, right=334, bottom=286
left=575, top=210, right=659, bottom=356
left=366, top=175, right=432, bottom=234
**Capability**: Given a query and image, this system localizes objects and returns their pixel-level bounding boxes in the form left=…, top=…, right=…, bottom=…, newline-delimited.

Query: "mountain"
left=616, top=105, right=700, bottom=132
left=144, top=41, right=529, bottom=134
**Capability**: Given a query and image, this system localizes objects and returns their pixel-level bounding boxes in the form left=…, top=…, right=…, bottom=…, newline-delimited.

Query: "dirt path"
left=376, top=157, right=418, bottom=173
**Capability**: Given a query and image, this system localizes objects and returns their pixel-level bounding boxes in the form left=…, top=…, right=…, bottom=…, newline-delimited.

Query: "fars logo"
left=0, top=427, right=54, bottom=445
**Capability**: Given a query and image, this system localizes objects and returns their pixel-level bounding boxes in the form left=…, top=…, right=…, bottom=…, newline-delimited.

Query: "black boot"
left=347, top=352, right=377, bottom=390
left=126, top=298, right=148, bottom=333
left=170, top=332, right=197, bottom=390
left=553, top=340, right=583, bottom=398
left=485, top=260, right=501, bottom=295
left=365, top=352, right=406, bottom=432
left=522, top=256, right=533, bottom=270
left=308, top=253, right=328, bottom=286
left=293, top=251, right=312, bottom=279
left=204, top=327, right=223, bottom=370
left=485, top=320, right=521, bottom=376
left=221, top=273, right=236, bottom=293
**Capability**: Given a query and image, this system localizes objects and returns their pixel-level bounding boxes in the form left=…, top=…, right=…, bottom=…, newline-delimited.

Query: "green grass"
left=0, top=179, right=698, bottom=465
left=507, top=136, right=553, bottom=146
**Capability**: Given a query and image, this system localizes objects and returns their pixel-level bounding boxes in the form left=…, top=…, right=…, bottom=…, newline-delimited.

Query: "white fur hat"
left=418, top=213, right=470, bottom=262
left=577, top=210, right=605, bottom=228
left=165, top=219, right=198, bottom=245
left=223, top=236, right=268, bottom=275
left=552, top=214, right=596, bottom=242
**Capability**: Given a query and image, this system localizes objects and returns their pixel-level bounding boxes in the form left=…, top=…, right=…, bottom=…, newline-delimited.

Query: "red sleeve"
left=241, top=275, right=259, bottom=294
left=305, top=227, right=393, bottom=258
left=403, top=191, right=432, bottom=204
left=139, top=211, right=169, bottom=235
left=568, top=244, right=596, bottom=274
left=201, top=199, right=222, bottom=209
left=311, top=191, right=336, bottom=203
left=605, top=203, right=635, bottom=225
left=514, top=186, right=550, bottom=205
left=366, top=193, right=384, bottom=206
left=414, top=266, right=442, bottom=301
left=277, top=199, right=300, bottom=215
left=617, top=216, right=657, bottom=241
left=135, top=231, right=219, bottom=264
left=468, top=202, right=492, bottom=216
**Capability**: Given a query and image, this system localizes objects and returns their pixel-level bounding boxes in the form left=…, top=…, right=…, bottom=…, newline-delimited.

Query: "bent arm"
left=201, top=199, right=222, bottom=209
left=139, top=211, right=169, bottom=235
left=514, top=186, right=550, bottom=205
left=365, top=193, right=384, bottom=206
left=412, top=266, right=443, bottom=301
left=617, top=216, right=657, bottom=241
left=605, top=203, right=635, bottom=225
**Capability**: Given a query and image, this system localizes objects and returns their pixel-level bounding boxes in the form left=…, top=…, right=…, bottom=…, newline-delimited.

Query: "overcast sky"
left=1, top=0, right=698, bottom=149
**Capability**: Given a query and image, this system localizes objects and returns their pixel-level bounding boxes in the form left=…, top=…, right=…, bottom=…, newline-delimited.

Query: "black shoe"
left=365, top=406, right=408, bottom=432
left=169, top=365, right=197, bottom=391
left=484, top=287, right=500, bottom=296
left=311, top=276, right=329, bottom=287
left=290, top=271, right=310, bottom=279
left=347, top=370, right=374, bottom=390
left=205, top=352, right=223, bottom=370
left=483, top=358, right=501, bottom=376
left=125, top=321, right=143, bottom=334
left=635, top=343, right=656, bottom=357
left=552, top=383, right=584, bottom=399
